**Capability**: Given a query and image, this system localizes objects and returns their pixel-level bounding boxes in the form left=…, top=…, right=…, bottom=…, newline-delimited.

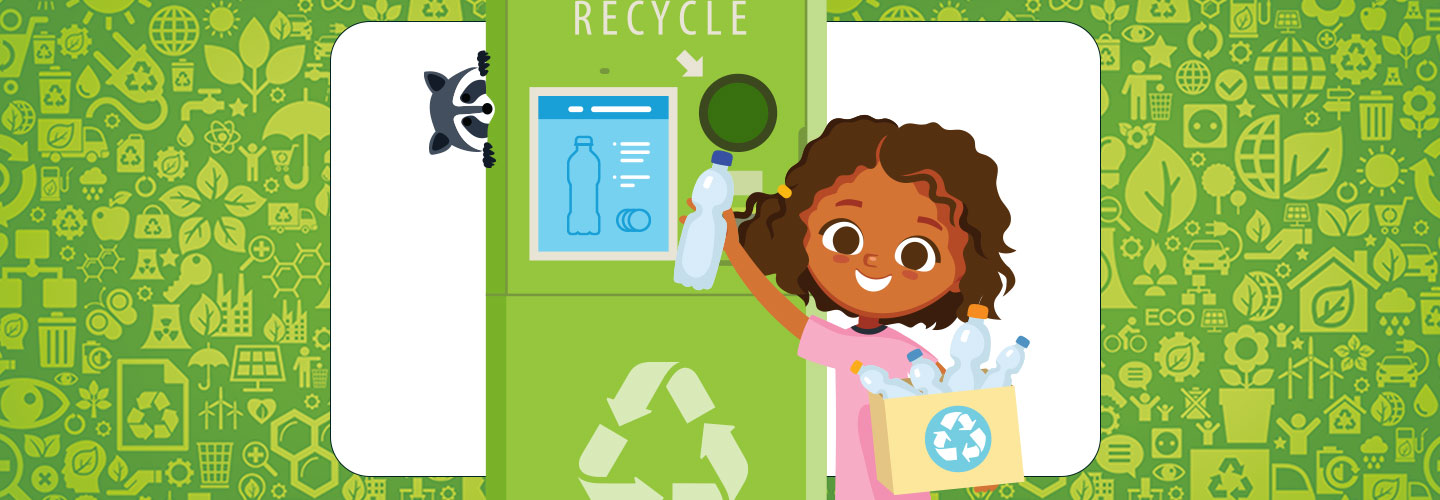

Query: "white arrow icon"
left=677, top=50, right=703, bottom=77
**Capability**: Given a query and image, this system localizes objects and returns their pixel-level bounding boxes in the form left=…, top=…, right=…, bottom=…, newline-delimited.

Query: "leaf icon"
left=1246, top=210, right=1271, bottom=242
left=1312, top=282, right=1354, bottom=328
left=1125, top=138, right=1197, bottom=233
left=1069, top=468, right=1095, bottom=500
left=47, top=122, right=74, bottom=148
left=1167, top=344, right=1192, bottom=371
left=1281, top=127, right=1342, bottom=200
left=239, top=18, right=270, bottom=70
left=1374, top=239, right=1405, bottom=283
left=0, top=313, right=27, bottom=340
left=1372, top=477, right=1400, bottom=500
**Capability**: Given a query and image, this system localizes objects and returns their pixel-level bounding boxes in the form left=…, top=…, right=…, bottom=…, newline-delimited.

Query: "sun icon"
left=204, top=1, right=239, bottom=37
left=934, top=0, right=968, bottom=20
left=67, top=0, right=151, bottom=30
left=1358, top=147, right=1407, bottom=196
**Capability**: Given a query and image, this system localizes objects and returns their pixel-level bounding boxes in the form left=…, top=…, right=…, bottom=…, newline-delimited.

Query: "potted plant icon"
left=1218, top=325, right=1275, bottom=444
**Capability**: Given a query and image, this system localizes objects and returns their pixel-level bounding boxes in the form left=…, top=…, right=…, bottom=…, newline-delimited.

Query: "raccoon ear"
left=429, top=132, right=451, bottom=155
left=424, top=71, right=448, bottom=92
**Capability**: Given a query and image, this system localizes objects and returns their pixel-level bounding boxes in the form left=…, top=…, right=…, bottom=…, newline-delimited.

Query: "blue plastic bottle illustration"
left=980, top=336, right=1030, bottom=389
left=567, top=136, right=601, bottom=235
left=674, top=150, right=734, bottom=290
left=906, top=349, right=947, bottom=395
left=851, top=361, right=919, bottom=399
left=944, top=304, right=992, bottom=393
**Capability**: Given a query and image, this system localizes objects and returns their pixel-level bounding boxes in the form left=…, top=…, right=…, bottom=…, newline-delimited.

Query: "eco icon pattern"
left=0, top=0, right=1436, bottom=500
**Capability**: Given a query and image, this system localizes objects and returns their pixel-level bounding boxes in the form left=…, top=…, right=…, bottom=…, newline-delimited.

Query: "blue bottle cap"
left=711, top=150, right=733, bottom=166
left=575, top=136, right=593, bottom=146
left=907, top=349, right=923, bottom=363
left=1016, top=336, right=1030, bottom=348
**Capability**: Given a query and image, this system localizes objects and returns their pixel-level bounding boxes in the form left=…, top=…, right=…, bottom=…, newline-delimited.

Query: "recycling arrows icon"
left=579, top=362, right=749, bottom=500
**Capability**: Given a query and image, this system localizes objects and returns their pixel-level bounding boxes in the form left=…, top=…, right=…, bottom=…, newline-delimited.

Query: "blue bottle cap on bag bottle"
left=711, top=150, right=733, bottom=167
left=1016, top=336, right=1030, bottom=348
left=907, top=349, right=924, bottom=363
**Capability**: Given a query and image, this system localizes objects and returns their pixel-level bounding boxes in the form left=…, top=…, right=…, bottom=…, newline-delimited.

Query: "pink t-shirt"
left=798, top=316, right=934, bottom=500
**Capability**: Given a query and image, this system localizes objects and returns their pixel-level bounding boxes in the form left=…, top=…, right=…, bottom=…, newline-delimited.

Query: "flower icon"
left=1401, top=85, right=1438, bottom=138
left=1223, top=324, right=1270, bottom=373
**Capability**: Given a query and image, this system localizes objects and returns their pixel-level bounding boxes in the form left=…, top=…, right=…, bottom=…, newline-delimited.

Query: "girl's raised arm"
left=721, top=210, right=808, bottom=338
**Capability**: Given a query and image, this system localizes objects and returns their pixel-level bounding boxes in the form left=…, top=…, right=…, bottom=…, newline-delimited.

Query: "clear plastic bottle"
left=674, top=150, right=734, bottom=290
left=980, top=336, right=1030, bottom=389
left=906, top=349, right=947, bottom=395
left=944, top=304, right=992, bottom=393
left=567, top=136, right=601, bottom=235
left=850, top=361, right=919, bottom=399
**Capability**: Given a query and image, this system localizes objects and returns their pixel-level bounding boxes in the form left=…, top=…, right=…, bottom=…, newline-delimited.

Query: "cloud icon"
left=79, top=167, right=107, bottom=186
left=1377, top=288, right=1416, bottom=314
left=1361, top=435, right=1389, bottom=454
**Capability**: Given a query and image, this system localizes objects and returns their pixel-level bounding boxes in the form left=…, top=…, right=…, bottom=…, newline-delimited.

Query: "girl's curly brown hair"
left=736, top=116, right=1016, bottom=328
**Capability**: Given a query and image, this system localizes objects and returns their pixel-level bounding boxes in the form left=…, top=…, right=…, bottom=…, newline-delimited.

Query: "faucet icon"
left=181, top=89, right=225, bottom=121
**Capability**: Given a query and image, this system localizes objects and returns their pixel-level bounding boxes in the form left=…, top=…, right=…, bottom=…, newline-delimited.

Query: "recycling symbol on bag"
left=926, top=405, right=991, bottom=473
left=579, top=362, right=748, bottom=500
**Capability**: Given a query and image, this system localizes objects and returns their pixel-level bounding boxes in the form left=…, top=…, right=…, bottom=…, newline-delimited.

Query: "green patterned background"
left=1, top=0, right=1437, bottom=499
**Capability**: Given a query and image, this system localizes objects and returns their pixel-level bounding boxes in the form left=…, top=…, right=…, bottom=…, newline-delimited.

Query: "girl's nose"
left=864, top=253, right=880, bottom=267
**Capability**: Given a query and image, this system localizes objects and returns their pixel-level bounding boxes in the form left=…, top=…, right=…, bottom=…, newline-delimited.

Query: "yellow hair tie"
left=777, top=184, right=792, bottom=199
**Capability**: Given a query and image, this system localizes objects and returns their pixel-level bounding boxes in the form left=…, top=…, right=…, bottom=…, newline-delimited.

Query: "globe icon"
left=1235, top=115, right=1284, bottom=198
left=878, top=6, right=926, bottom=21
left=1176, top=60, right=1211, bottom=95
left=1371, top=392, right=1405, bottom=426
left=149, top=6, right=200, bottom=57
left=925, top=406, right=991, bottom=473
left=1, top=101, right=36, bottom=135
left=1253, top=37, right=1326, bottom=108
left=1236, top=271, right=1282, bottom=321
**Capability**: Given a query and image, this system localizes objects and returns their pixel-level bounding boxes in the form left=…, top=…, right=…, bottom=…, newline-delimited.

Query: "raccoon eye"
left=462, top=117, right=474, bottom=126
left=461, top=93, right=472, bottom=102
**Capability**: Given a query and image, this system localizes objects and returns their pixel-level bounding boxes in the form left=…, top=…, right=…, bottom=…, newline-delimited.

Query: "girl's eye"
left=896, top=237, right=938, bottom=272
left=821, top=220, right=863, bottom=255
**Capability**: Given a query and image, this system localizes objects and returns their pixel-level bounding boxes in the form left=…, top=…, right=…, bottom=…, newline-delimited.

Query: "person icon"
left=1122, top=60, right=1162, bottom=120
left=294, top=347, right=320, bottom=388
left=240, top=143, right=268, bottom=182
left=62, top=440, right=107, bottom=493
left=1276, top=412, right=1320, bottom=455
left=1129, top=392, right=1161, bottom=422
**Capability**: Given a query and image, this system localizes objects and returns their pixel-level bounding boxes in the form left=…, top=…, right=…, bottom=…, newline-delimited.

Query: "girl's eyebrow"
left=917, top=217, right=943, bottom=231
left=835, top=199, right=863, bottom=207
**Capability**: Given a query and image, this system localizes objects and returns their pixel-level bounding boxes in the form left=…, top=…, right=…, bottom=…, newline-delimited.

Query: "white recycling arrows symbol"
left=579, top=362, right=749, bottom=500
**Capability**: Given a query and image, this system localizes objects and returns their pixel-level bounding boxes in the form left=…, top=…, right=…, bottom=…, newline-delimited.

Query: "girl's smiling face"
left=800, top=165, right=969, bottom=320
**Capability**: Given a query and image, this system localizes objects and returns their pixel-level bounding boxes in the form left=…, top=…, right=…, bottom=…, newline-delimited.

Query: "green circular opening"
left=699, top=74, right=776, bottom=152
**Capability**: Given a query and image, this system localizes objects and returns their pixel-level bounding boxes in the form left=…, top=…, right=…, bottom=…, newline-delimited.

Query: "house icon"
left=1286, top=250, right=1380, bottom=333
left=1324, top=395, right=1363, bottom=435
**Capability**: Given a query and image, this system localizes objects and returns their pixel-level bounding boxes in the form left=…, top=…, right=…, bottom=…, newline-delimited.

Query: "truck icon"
left=37, top=118, right=111, bottom=163
left=37, top=118, right=110, bottom=162
left=267, top=202, right=317, bottom=234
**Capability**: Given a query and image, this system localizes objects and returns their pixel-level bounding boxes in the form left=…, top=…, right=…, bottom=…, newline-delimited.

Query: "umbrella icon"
left=188, top=342, right=230, bottom=391
left=263, top=88, right=328, bottom=190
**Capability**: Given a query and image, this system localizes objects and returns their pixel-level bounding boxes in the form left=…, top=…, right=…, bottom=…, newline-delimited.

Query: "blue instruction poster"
left=530, top=88, right=677, bottom=260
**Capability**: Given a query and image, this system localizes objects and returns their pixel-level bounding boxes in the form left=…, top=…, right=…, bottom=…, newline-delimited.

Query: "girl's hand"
left=678, top=198, right=742, bottom=253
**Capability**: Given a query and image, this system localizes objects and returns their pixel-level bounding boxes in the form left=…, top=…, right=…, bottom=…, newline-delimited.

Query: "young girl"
left=700, top=116, right=1016, bottom=499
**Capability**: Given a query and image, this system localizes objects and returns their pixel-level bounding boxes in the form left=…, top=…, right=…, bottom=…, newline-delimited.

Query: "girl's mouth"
left=854, top=270, right=892, bottom=292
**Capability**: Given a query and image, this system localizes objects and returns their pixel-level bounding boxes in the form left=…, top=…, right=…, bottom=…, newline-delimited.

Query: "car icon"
left=1401, top=243, right=1438, bottom=282
left=1376, top=355, right=1420, bottom=388
left=1183, top=240, right=1231, bottom=275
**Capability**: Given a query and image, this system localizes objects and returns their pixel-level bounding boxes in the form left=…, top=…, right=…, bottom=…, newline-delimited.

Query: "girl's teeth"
left=855, top=270, right=892, bottom=292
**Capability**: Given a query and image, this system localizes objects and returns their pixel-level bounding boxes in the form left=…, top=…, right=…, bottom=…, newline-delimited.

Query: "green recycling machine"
left=487, top=1, right=827, bottom=498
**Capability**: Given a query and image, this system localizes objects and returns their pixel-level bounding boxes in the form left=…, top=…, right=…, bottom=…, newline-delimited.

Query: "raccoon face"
left=426, top=66, right=493, bottom=155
